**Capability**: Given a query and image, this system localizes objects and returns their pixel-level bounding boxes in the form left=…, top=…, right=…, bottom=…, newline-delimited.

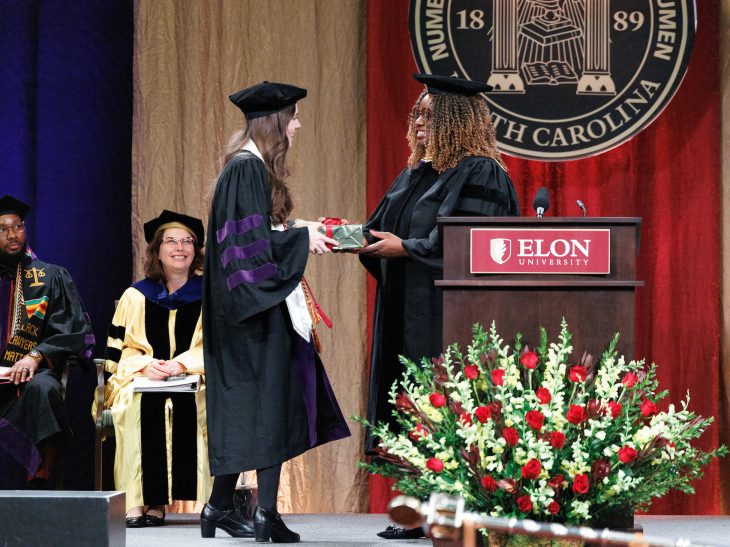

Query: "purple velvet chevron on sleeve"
left=227, top=263, right=278, bottom=290
left=217, top=214, right=264, bottom=243
left=220, top=239, right=270, bottom=268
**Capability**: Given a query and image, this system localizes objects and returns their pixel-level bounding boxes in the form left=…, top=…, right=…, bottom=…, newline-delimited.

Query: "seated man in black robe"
left=0, top=195, right=93, bottom=488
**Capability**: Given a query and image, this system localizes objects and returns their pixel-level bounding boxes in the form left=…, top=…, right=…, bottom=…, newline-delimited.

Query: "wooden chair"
left=93, top=358, right=113, bottom=491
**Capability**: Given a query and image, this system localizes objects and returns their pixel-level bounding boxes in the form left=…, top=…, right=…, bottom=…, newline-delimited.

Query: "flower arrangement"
left=359, top=321, right=726, bottom=526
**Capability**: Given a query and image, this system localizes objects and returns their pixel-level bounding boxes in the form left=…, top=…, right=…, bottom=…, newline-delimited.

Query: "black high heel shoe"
left=200, top=503, right=255, bottom=538
left=144, top=507, right=165, bottom=527
left=254, top=506, right=300, bottom=543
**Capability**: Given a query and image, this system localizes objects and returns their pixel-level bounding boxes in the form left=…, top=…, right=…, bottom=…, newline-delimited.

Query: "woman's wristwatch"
left=28, top=349, right=44, bottom=363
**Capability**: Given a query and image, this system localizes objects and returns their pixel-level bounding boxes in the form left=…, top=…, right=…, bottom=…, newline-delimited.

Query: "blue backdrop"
left=0, top=0, right=133, bottom=489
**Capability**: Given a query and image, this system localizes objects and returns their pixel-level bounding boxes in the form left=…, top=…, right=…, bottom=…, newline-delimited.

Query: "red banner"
left=471, top=228, right=610, bottom=274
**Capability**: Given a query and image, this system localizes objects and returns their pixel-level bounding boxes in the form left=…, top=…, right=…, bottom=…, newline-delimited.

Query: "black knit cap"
left=413, top=73, right=493, bottom=95
left=229, top=81, right=307, bottom=120
left=0, top=195, right=30, bottom=219
left=143, top=210, right=205, bottom=244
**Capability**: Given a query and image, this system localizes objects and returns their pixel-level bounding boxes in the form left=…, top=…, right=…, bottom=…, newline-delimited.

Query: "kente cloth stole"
left=0, top=262, right=48, bottom=367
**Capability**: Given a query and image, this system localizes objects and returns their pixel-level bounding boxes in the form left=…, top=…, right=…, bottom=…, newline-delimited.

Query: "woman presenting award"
left=360, top=73, right=520, bottom=540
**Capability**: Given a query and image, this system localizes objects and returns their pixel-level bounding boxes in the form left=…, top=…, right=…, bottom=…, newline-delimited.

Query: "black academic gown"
left=203, top=151, right=350, bottom=476
left=360, top=156, right=519, bottom=452
left=0, top=252, right=91, bottom=482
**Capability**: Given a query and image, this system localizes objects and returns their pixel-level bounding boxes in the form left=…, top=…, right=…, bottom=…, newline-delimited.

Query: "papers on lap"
left=0, top=366, right=11, bottom=383
left=132, top=373, right=200, bottom=393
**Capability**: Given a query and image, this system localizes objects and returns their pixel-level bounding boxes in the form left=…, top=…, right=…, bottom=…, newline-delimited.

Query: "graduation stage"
left=122, top=513, right=730, bottom=547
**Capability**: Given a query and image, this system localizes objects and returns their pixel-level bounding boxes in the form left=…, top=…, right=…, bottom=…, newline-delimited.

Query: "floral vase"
left=485, top=533, right=583, bottom=547
left=432, top=533, right=582, bottom=547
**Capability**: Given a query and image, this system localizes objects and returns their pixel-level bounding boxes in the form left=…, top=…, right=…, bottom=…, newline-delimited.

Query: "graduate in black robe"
left=0, top=195, right=92, bottom=488
left=359, top=74, right=520, bottom=540
left=201, top=82, right=350, bottom=542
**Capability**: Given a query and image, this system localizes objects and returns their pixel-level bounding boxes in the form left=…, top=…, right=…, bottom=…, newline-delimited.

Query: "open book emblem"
left=490, top=238, right=511, bottom=264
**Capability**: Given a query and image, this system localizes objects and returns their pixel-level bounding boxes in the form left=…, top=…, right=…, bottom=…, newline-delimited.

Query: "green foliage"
left=358, top=321, right=727, bottom=525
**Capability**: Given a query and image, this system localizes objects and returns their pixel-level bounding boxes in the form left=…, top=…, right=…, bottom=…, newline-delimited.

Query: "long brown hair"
left=144, top=229, right=204, bottom=282
left=222, top=105, right=296, bottom=225
left=425, top=92, right=505, bottom=173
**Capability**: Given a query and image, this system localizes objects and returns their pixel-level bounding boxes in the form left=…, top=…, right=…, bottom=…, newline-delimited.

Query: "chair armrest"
left=60, top=355, right=85, bottom=401
left=94, top=358, right=107, bottom=428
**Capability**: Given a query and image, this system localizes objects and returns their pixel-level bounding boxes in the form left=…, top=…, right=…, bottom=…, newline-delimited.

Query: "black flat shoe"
left=254, top=506, right=300, bottom=543
left=125, top=515, right=147, bottom=528
left=376, top=525, right=425, bottom=539
left=200, top=503, right=254, bottom=538
left=144, top=511, right=165, bottom=527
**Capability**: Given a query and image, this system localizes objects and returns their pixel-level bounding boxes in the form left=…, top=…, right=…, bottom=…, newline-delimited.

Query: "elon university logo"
left=409, top=0, right=696, bottom=161
left=490, top=238, right=512, bottom=264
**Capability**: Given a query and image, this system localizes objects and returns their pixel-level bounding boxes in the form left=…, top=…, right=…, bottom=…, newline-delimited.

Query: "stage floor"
left=125, top=514, right=730, bottom=546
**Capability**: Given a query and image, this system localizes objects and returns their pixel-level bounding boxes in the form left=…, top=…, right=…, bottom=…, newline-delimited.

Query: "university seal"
left=409, top=0, right=696, bottom=160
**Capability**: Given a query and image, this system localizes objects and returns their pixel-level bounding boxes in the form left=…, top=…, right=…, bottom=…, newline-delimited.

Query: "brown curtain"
left=132, top=0, right=369, bottom=513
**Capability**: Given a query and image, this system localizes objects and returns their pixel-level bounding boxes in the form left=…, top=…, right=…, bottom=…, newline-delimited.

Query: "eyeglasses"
left=415, top=109, right=432, bottom=121
left=0, top=222, right=25, bottom=237
left=162, top=236, right=195, bottom=247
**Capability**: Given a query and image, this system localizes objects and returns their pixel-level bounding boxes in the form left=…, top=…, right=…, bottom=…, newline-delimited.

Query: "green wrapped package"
left=318, top=224, right=364, bottom=251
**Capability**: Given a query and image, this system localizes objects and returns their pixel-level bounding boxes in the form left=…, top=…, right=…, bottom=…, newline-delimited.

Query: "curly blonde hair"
left=406, top=88, right=430, bottom=169
left=423, top=92, right=505, bottom=173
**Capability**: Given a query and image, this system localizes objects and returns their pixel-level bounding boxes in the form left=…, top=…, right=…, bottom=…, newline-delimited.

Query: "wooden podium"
left=437, top=217, right=643, bottom=359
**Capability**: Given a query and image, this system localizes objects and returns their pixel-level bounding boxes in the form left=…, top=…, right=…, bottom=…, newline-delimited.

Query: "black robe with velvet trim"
left=360, top=157, right=520, bottom=452
left=203, top=151, right=349, bottom=476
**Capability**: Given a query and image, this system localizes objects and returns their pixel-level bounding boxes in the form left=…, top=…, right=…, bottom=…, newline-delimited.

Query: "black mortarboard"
left=413, top=73, right=493, bottom=95
left=143, top=210, right=205, bottom=244
left=0, top=195, right=30, bottom=219
left=229, top=81, right=307, bottom=120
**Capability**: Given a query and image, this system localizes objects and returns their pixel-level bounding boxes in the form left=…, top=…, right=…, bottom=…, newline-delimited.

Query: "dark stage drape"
left=366, top=1, right=724, bottom=515
left=0, top=0, right=133, bottom=489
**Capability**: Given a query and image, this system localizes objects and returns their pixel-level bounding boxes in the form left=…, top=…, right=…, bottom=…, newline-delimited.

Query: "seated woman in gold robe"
left=101, top=210, right=212, bottom=527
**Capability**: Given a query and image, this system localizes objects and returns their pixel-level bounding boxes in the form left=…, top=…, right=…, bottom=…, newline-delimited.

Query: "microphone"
left=576, top=199, right=587, bottom=217
left=532, top=187, right=549, bottom=218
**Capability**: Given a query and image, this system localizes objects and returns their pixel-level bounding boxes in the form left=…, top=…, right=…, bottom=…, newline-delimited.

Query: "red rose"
left=464, top=364, right=480, bottom=380
left=474, top=405, right=492, bottom=423
left=547, top=501, right=560, bottom=515
left=520, top=351, right=538, bottom=370
left=525, top=410, right=545, bottom=431
left=587, top=399, right=603, bottom=419
left=492, top=368, right=506, bottom=386
left=490, top=401, right=503, bottom=420
left=536, top=387, right=552, bottom=404
left=429, top=392, right=447, bottom=408
left=622, top=372, right=638, bottom=388
left=548, top=474, right=565, bottom=490
left=550, top=431, right=566, bottom=449
left=618, top=446, right=638, bottom=464
left=408, top=423, right=429, bottom=442
left=607, top=401, right=622, bottom=419
left=503, top=427, right=519, bottom=447
left=591, top=458, right=611, bottom=480
left=640, top=399, right=658, bottom=417
left=569, top=365, right=587, bottom=383
left=517, top=494, right=533, bottom=513
left=566, top=404, right=587, bottom=425
left=481, top=474, right=498, bottom=493
left=572, top=473, right=590, bottom=495
left=426, top=458, right=444, bottom=473
left=521, top=458, right=542, bottom=480
left=459, top=411, right=473, bottom=426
